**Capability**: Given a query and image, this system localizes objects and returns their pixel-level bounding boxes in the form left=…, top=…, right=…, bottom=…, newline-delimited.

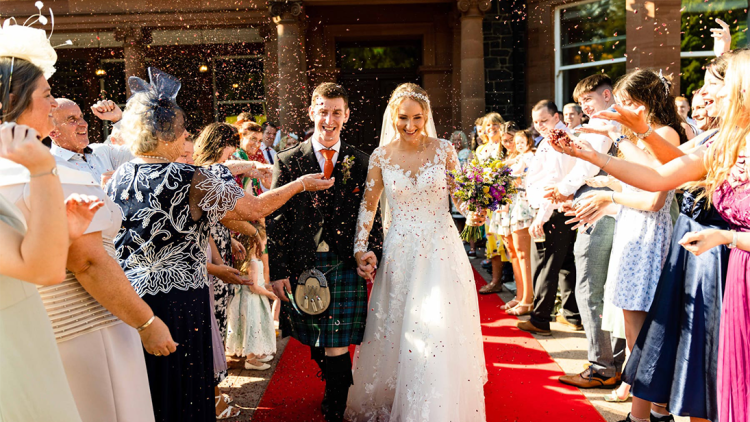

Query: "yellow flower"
left=482, top=186, right=490, bottom=194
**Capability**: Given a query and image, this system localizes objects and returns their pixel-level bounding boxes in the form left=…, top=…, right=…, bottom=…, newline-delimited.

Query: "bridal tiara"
left=391, top=91, right=431, bottom=105
left=0, top=2, right=71, bottom=80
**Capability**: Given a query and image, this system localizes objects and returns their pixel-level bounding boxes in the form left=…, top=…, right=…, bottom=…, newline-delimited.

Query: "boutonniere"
left=341, top=155, right=356, bottom=184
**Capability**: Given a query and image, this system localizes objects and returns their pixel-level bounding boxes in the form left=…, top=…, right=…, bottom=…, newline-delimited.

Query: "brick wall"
left=483, top=0, right=528, bottom=125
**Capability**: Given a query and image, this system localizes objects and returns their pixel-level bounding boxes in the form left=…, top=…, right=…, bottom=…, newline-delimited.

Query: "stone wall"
left=483, top=0, right=527, bottom=125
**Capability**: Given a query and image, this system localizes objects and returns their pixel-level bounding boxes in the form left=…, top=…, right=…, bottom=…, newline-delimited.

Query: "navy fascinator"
left=127, top=67, right=184, bottom=142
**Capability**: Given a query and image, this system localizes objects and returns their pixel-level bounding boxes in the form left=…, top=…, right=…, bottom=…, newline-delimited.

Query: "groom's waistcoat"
left=267, top=140, right=383, bottom=282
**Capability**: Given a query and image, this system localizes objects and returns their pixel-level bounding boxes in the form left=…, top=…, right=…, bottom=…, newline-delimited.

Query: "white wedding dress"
left=346, top=139, right=487, bottom=422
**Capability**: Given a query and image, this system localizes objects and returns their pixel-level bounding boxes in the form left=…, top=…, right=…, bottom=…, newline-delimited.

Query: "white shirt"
left=311, top=138, right=341, bottom=173
left=50, top=143, right=133, bottom=184
left=556, top=117, right=613, bottom=196
left=261, top=144, right=277, bottom=165
left=525, top=121, right=578, bottom=223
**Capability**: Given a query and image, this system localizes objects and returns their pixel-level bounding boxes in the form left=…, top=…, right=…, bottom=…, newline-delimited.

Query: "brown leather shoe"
left=516, top=320, right=551, bottom=336
left=556, top=314, right=584, bottom=331
left=558, top=367, right=619, bottom=388
left=479, top=282, right=503, bottom=294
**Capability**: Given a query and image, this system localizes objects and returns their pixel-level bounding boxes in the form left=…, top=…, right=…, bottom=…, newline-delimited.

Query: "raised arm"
left=353, top=150, right=385, bottom=280
left=551, top=135, right=707, bottom=192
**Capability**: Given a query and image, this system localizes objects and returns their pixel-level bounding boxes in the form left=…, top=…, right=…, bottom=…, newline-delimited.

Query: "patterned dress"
left=606, top=184, right=674, bottom=311
left=107, top=162, right=244, bottom=422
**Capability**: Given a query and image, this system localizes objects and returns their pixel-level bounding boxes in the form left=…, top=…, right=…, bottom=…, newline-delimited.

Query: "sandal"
left=500, top=297, right=519, bottom=310
left=506, top=302, right=533, bottom=316
left=479, top=282, right=503, bottom=294
left=215, top=395, right=241, bottom=419
left=603, top=389, right=631, bottom=403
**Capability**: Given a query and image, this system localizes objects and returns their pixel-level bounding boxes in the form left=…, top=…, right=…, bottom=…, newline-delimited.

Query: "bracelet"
left=610, top=192, right=616, bottom=205
left=728, top=230, right=738, bottom=249
left=30, top=167, right=58, bottom=178
left=253, top=228, right=261, bottom=238
left=600, top=155, right=612, bottom=170
left=298, top=179, right=306, bottom=192
left=613, top=135, right=628, bottom=148
left=136, top=315, right=155, bottom=332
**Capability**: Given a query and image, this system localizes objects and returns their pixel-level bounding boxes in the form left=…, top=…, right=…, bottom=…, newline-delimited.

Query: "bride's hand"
left=466, top=210, right=486, bottom=227
left=355, top=251, right=378, bottom=281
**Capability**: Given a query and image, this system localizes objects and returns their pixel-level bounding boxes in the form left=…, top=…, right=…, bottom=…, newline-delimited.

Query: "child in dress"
left=225, top=213, right=278, bottom=370
left=504, top=129, right=536, bottom=316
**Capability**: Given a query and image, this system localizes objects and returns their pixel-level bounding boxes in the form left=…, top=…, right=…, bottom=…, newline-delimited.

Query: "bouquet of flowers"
left=449, top=157, right=517, bottom=242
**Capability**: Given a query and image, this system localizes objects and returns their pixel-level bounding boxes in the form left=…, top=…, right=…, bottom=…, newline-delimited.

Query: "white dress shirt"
left=311, top=138, right=341, bottom=173
left=261, top=144, right=277, bottom=166
left=525, top=121, right=578, bottom=223
left=50, top=143, right=133, bottom=184
left=556, top=117, right=613, bottom=196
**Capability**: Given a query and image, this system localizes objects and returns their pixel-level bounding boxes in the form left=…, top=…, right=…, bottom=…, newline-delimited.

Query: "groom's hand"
left=271, top=278, right=291, bottom=302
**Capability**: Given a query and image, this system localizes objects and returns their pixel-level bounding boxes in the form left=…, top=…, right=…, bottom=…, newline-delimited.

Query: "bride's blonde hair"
left=698, top=49, right=750, bottom=203
left=387, top=83, right=431, bottom=133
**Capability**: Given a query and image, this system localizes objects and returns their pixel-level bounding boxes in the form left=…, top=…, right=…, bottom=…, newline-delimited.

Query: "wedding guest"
left=691, top=93, right=712, bottom=132
left=676, top=96, right=699, bottom=140
left=451, top=130, right=472, bottom=167
left=517, top=99, right=580, bottom=336
left=0, top=48, right=176, bottom=422
left=106, top=67, right=333, bottom=422
left=0, top=121, right=89, bottom=422
left=504, top=129, right=536, bottom=316
left=262, top=121, right=278, bottom=152
left=552, top=50, right=748, bottom=422
left=235, top=120, right=268, bottom=187
left=553, top=74, right=627, bottom=389
left=563, top=103, right=584, bottom=130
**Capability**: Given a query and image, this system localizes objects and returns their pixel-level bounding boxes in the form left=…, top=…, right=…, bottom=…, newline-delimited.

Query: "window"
left=212, top=56, right=265, bottom=122
left=680, top=0, right=749, bottom=96
left=335, top=40, right=422, bottom=71
left=554, top=0, right=626, bottom=106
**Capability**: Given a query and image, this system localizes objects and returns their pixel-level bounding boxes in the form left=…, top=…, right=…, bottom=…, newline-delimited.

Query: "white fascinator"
left=0, top=2, right=70, bottom=79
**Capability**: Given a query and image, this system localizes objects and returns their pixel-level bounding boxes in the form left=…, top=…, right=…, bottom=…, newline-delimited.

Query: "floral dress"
left=107, top=162, right=244, bottom=422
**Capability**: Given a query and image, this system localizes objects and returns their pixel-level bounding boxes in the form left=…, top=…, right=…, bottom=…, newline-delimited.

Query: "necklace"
left=136, top=154, right=172, bottom=163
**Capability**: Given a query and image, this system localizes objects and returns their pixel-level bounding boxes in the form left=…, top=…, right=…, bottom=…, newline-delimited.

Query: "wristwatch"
left=634, top=125, right=653, bottom=140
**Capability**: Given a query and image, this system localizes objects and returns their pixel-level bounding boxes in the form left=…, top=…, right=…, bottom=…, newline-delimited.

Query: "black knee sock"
left=323, top=352, right=353, bottom=422
left=310, top=346, right=326, bottom=380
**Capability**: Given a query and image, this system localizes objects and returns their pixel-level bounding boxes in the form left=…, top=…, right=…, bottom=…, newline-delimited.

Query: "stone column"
left=457, top=0, right=491, bottom=132
left=626, top=0, right=682, bottom=93
left=269, top=0, right=307, bottom=138
left=114, top=26, right=151, bottom=95
left=260, top=24, right=280, bottom=126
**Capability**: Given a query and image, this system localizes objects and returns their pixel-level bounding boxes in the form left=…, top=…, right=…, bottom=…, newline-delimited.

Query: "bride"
left=346, top=83, right=487, bottom=421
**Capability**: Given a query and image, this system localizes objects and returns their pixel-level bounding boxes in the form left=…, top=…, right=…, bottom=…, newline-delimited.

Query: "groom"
left=268, top=82, right=383, bottom=422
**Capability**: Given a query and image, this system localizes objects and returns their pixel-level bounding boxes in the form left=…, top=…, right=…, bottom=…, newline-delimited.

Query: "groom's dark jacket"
left=267, top=140, right=383, bottom=282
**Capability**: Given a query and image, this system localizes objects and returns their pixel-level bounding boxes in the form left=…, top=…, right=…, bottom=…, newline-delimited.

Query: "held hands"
left=355, top=251, right=378, bottom=281
left=138, top=316, right=178, bottom=357
left=271, top=278, right=292, bottom=303
left=678, top=229, right=728, bottom=256
left=564, top=191, right=616, bottom=231
left=65, top=194, right=105, bottom=241
left=297, top=173, right=335, bottom=192
left=0, top=123, right=55, bottom=174
left=90, top=100, right=123, bottom=123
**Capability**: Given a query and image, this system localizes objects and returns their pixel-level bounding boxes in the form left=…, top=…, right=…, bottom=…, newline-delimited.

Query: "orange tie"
left=320, top=149, right=336, bottom=179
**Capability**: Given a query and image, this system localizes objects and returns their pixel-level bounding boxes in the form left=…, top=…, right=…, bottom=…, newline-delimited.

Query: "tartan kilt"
left=279, top=252, right=367, bottom=348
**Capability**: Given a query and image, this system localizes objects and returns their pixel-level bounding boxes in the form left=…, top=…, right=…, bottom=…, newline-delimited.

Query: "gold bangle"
left=136, top=315, right=155, bottom=332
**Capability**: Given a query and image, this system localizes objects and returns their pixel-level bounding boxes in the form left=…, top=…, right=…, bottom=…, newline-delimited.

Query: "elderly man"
left=49, top=99, right=132, bottom=185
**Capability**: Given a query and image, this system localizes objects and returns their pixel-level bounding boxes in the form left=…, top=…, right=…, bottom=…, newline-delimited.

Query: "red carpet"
left=253, top=269, right=605, bottom=422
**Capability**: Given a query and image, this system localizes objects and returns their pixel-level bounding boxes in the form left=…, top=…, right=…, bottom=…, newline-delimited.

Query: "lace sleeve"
left=192, top=166, right=245, bottom=226
left=442, top=140, right=467, bottom=215
left=354, top=148, right=385, bottom=255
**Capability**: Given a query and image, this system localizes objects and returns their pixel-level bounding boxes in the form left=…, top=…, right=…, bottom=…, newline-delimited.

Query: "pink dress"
left=713, top=155, right=750, bottom=422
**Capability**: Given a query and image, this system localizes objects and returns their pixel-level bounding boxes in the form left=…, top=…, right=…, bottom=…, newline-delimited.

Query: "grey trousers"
left=573, top=216, right=626, bottom=378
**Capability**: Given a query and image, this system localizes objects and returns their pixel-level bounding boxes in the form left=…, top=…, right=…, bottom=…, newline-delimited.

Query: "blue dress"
left=623, top=133, right=729, bottom=420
